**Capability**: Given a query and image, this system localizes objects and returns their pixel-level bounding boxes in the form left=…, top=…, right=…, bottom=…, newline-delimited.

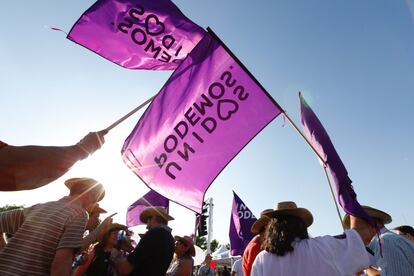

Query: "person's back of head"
left=394, top=225, right=414, bottom=242
left=262, top=215, right=309, bottom=256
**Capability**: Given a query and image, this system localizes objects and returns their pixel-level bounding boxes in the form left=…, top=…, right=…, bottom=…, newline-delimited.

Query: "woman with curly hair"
left=251, top=201, right=372, bottom=276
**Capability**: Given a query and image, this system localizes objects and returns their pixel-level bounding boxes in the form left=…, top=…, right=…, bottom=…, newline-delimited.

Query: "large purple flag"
left=299, top=93, right=375, bottom=226
left=68, top=0, right=205, bottom=70
left=122, top=30, right=281, bottom=213
left=229, top=192, right=257, bottom=256
left=126, top=189, right=169, bottom=227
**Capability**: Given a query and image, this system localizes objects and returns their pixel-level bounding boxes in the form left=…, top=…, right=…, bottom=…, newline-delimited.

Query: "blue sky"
left=1, top=0, right=413, bottom=246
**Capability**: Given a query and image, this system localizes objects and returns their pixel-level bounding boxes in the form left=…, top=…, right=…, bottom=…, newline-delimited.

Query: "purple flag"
left=122, top=30, right=281, bottom=213
left=229, top=192, right=257, bottom=256
left=126, top=189, right=169, bottom=227
left=299, top=93, right=375, bottom=226
left=68, top=0, right=205, bottom=70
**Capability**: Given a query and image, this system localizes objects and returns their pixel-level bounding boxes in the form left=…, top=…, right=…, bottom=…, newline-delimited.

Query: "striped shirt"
left=369, top=227, right=414, bottom=276
left=0, top=197, right=88, bottom=276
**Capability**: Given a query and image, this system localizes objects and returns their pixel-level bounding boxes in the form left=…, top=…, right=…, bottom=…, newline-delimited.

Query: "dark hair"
left=261, top=215, right=309, bottom=256
left=394, top=225, right=414, bottom=237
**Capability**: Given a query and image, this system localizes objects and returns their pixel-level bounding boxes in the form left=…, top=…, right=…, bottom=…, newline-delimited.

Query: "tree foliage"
left=0, top=204, right=24, bottom=212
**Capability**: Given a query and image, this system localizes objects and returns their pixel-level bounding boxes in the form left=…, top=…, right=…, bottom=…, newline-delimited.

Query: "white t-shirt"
left=251, top=229, right=370, bottom=276
left=231, top=259, right=244, bottom=276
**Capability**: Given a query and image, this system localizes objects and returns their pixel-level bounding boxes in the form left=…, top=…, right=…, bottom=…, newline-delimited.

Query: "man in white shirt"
left=231, top=258, right=244, bottom=276
left=251, top=201, right=372, bottom=276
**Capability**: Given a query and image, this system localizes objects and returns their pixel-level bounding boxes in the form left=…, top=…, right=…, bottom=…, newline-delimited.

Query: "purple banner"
left=122, top=31, right=281, bottom=213
left=229, top=191, right=257, bottom=256
left=126, top=189, right=169, bottom=227
left=68, top=0, right=205, bottom=70
left=299, top=93, right=375, bottom=226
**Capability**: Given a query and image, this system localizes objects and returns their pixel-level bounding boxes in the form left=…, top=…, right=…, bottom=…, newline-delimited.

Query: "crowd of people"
left=1, top=136, right=414, bottom=275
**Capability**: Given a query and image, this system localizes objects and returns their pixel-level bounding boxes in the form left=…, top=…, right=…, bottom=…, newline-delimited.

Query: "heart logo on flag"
left=217, top=99, right=239, bottom=121
left=145, top=15, right=165, bottom=36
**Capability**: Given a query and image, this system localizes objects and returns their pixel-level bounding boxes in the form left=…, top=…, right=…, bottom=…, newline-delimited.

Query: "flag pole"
left=282, top=111, right=326, bottom=165
left=102, top=95, right=155, bottom=133
left=282, top=110, right=345, bottom=230
left=323, top=166, right=345, bottom=231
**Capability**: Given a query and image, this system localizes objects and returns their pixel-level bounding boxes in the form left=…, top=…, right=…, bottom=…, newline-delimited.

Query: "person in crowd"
left=231, top=258, right=243, bottom=276
left=166, top=235, right=195, bottom=276
left=251, top=201, right=372, bottom=276
left=0, top=177, right=105, bottom=276
left=86, top=203, right=108, bottom=231
left=0, top=131, right=105, bottom=191
left=394, top=225, right=414, bottom=243
left=110, top=206, right=175, bottom=276
left=222, top=265, right=231, bottom=276
left=81, top=203, right=118, bottom=250
left=197, top=254, right=215, bottom=276
left=344, top=206, right=414, bottom=275
left=74, top=223, right=129, bottom=276
left=242, top=209, right=271, bottom=276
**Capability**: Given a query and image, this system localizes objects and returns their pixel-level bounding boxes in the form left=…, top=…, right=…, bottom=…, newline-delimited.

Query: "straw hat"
left=343, top=206, right=392, bottom=229
left=263, top=201, right=313, bottom=227
left=64, top=177, right=105, bottom=201
left=251, top=209, right=273, bottom=234
left=175, top=235, right=196, bottom=256
left=139, top=207, right=174, bottom=223
left=97, top=223, right=128, bottom=242
left=87, top=203, right=107, bottom=215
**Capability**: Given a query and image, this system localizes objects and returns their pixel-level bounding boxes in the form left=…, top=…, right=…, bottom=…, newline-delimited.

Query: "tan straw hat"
left=343, top=206, right=392, bottom=229
left=87, top=203, right=107, bottom=215
left=263, top=201, right=313, bottom=227
left=175, top=235, right=196, bottom=256
left=251, top=209, right=273, bottom=234
left=140, top=207, right=174, bottom=223
left=65, top=177, right=105, bottom=202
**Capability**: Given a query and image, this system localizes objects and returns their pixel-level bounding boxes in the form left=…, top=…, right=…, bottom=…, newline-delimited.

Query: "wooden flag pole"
left=102, top=95, right=155, bottom=133
left=282, top=110, right=345, bottom=230
left=323, top=166, right=345, bottom=231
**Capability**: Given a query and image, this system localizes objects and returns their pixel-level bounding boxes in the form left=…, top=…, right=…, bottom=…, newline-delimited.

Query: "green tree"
left=196, top=236, right=207, bottom=250
left=0, top=204, right=24, bottom=212
left=210, top=239, right=219, bottom=253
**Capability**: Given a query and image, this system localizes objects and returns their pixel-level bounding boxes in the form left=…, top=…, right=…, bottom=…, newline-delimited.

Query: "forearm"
left=50, top=256, right=72, bottom=276
left=0, top=233, right=7, bottom=251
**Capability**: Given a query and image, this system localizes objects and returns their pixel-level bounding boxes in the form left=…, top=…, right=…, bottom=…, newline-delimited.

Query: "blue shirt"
left=369, top=227, right=414, bottom=276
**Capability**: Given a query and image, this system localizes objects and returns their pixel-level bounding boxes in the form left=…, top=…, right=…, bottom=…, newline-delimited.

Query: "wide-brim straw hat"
left=65, top=177, right=105, bottom=202
left=343, top=206, right=392, bottom=229
left=140, top=206, right=174, bottom=223
left=251, top=209, right=273, bottom=234
left=98, top=223, right=129, bottom=242
left=175, top=235, right=196, bottom=256
left=87, top=203, right=107, bottom=215
left=263, top=201, right=313, bottom=227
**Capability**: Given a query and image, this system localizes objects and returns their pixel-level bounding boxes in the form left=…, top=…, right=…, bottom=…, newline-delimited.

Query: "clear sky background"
left=1, top=0, right=413, bottom=248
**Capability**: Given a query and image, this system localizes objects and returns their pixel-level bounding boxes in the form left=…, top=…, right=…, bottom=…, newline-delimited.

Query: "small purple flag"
left=229, top=192, right=257, bottom=256
left=122, top=30, right=281, bottom=213
left=299, top=93, right=375, bottom=226
left=68, top=0, right=205, bottom=70
left=126, top=189, right=169, bottom=227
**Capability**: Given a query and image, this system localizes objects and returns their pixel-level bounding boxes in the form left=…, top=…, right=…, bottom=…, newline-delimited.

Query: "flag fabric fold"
left=122, top=30, right=281, bottom=213
left=299, top=93, right=375, bottom=226
left=68, top=0, right=205, bottom=70
left=126, top=189, right=169, bottom=227
left=229, top=191, right=256, bottom=256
